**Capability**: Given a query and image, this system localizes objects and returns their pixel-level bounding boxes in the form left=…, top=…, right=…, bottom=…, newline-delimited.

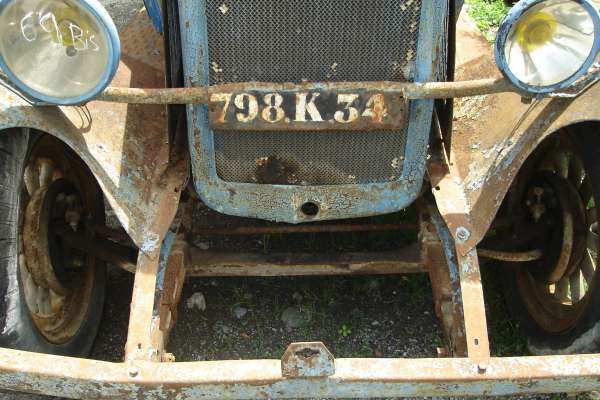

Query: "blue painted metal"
left=494, top=0, right=600, bottom=94
left=143, top=0, right=164, bottom=34
left=429, top=204, right=461, bottom=306
left=0, top=0, right=121, bottom=105
left=152, top=228, right=176, bottom=317
left=179, top=0, right=448, bottom=223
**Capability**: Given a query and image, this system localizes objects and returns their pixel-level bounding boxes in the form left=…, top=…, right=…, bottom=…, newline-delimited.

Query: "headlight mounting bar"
left=96, top=78, right=524, bottom=104
left=95, top=76, right=599, bottom=105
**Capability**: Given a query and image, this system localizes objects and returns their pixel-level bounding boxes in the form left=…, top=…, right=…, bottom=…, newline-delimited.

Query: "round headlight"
left=495, top=0, right=600, bottom=94
left=0, top=0, right=120, bottom=105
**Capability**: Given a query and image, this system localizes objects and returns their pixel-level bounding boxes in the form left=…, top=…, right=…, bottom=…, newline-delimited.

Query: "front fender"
left=0, top=10, right=187, bottom=253
left=431, top=11, right=600, bottom=255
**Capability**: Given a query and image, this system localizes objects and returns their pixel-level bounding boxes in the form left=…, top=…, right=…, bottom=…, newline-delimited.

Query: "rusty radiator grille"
left=206, top=0, right=421, bottom=185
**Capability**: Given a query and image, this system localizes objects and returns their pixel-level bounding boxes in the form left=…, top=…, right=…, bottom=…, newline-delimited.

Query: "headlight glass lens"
left=0, top=0, right=119, bottom=104
left=499, top=0, right=600, bottom=91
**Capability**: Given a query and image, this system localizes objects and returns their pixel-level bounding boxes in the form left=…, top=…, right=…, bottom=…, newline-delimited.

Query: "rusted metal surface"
left=0, top=10, right=188, bottom=250
left=125, top=252, right=163, bottom=362
left=125, top=228, right=184, bottom=362
left=430, top=10, right=600, bottom=255
left=477, top=248, right=543, bottom=262
left=97, top=78, right=522, bottom=104
left=0, top=348, right=599, bottom=398
left=423, top=199, right=490, bottom=359
left=99, top=86, right=209, bottom=104
left=456, top=249, right=491, bottom=359
left=191, top=222, right=417, bottom=236
left=421, top=204, right=467, bottom=357
left=18, top=137, right=102, bottom=345
left=105, top=241, right=424, bottom=277
left=281, top=342, right=335, bottom=378
left=186, top=245, right=424, bottom=277
left=157, top=235, right=186, bottom=337
left=56, top=226, right=138, bottom=273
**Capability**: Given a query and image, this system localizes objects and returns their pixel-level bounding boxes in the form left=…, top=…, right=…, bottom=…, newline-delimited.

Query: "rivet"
left=455, top=226, right=471, bottom=242
left=477, top=362, right=488, bottom=374
left=128, top=367, right=139, bottom=378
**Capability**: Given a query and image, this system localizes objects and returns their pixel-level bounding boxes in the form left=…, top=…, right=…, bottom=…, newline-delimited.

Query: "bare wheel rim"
left=516, top=136, right=598, bottom=334
left=18, top=136, right=99, bottom=345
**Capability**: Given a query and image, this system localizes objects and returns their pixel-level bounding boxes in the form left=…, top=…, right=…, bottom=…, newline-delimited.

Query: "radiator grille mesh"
left=206, top=0, right=421, bottom=185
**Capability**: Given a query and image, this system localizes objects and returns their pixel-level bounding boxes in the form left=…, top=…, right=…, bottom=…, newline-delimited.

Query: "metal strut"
left=423, top=200, right=491, bottom=360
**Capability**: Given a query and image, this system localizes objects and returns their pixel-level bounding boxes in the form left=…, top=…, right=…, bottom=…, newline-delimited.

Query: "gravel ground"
left=3, top=2, right=598, bottom=400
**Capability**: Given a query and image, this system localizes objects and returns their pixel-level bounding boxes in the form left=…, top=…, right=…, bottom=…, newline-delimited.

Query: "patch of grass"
left=338, top=324, right=352, bottom=338
left=481, top=264, right=528, bottom=356
left=465, top=0, right=510, bottom=41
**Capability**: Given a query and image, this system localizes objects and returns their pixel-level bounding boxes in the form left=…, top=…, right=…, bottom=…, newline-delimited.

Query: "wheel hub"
left=525, top=170, right=587, bottom=284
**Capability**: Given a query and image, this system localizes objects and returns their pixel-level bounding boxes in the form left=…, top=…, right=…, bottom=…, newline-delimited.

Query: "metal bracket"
left=125, top=225, right=185, bottom=362
left=424, top=200, right=490, bottom=359
left=281, top=342, right=335, bottom=378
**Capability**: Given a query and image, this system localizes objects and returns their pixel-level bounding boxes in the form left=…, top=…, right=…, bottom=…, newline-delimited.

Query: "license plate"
left=208, top=89, right=408, bottom=131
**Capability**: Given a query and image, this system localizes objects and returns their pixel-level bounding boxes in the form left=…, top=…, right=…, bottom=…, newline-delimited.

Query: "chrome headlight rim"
left=494, top=0, right=600, bottom=94
left=0, top=0, right=120, bottom=105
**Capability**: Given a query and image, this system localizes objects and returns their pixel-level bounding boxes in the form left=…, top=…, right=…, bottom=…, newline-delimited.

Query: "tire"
left=502, top=123, right=600, bottom=355
left=0, top=129, right=105, bottom=357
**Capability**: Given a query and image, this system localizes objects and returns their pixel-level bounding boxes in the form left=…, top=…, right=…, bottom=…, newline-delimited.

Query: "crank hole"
left=300, top=201, right=319, bottom=217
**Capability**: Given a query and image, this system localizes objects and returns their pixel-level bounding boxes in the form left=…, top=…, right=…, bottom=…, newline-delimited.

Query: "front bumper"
left=2, top=348, right=599, bottom=399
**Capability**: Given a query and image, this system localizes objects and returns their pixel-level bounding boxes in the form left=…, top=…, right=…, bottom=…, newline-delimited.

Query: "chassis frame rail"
left=0, top=202, right=595, bottom=399
left=0, top=348, right=598, bottom=399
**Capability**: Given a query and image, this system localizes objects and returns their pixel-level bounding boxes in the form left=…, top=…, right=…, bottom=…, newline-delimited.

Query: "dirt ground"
left=3, top=1, right=598, bottom=400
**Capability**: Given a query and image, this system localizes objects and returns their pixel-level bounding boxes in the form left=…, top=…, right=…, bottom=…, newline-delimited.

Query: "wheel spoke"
left=23, top=163, right=39, bottom=196
left=581, top=251, right=596, bottom=283
left=568, top=156, right=585, bottom=188
left=554, top=277, right=570, bottom=303
left=569, top=270, right=585, bottom=303
left=587, top=228, right=598, bottom=253
left=49, top=290, right=65, bottom=313
left=554, top=151, right=569, bottom=179
left=579, top=177, right=593, bottom=206
left=38, top=158, right=55, bottom=188
left=37, top=287, right=51, bottom=315
left=582, top=229, right=599, bottom=284
left=587, top=207, right=597, bottom=226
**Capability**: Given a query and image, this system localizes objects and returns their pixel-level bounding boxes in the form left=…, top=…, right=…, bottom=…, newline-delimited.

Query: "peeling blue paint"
left=143, top=0, right=164, bottom=34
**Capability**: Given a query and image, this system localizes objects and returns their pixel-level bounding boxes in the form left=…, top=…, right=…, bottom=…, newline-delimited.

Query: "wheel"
left=501, top=124, right=600, bottom=355
left=0, top=129, right=105, bottom=356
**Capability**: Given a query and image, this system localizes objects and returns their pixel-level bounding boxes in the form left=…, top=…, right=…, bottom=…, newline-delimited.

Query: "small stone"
left=233, top=305, right=248, bottom=319
left=281, top=306, right=311, bottom=330
left=197, top=242, right=210, bottom=250
left=371, top=320, right=380, bottom=326
left=186, top=292, right=206, bottom=311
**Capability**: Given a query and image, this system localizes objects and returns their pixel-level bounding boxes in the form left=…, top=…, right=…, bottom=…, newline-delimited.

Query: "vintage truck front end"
left=0, top=0, right=600, bottom=398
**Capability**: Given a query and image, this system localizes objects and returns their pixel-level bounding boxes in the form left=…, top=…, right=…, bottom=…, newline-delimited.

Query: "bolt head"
left=455, top=226, right=471, bottom=242
left=477, top=362, right=488, bottom=374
